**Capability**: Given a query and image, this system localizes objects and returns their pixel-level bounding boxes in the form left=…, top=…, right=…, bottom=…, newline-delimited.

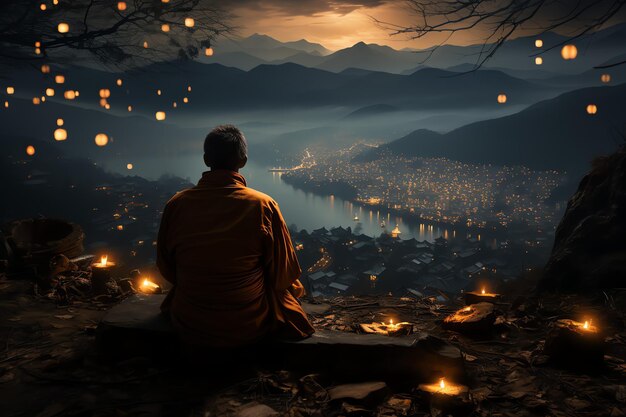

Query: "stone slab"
left=97, top=295, right=465, bottom=382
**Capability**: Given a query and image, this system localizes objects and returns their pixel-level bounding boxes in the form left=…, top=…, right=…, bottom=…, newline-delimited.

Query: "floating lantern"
left=600, top=74, right=611, bottom=83
left=57, top=23, right=69, bottom=33
left=32, top=97, right=41, bottom=105
left=161, top=23, right=170, bottom=32
left=35, top=41, right=41, bottom=48
left=157, top=89, right=161, bottom=95
left=187, top=85, right=192, bottom=92
left=116, top=78, right=123, bottom=87
left=35, top=47, right=41, bottom=55
left=104, top=103, right=111, bottom=110
left=162, top=0, right=170, bottom=3
left=143, top=41, right=149, bottom=48
left=127, top=163, right=133, bottom=170
left=45, top=88, right=55, bottom=96
left=41, top=64, right=51, bottom=74
left=4, top=101, right=8, bottom=108
left=561, top=44, right=578, bottom=60
left=116, top=225, right=124, bottom=231
left=127, top=105, right=132, bottom=112
left=94, top=133, right=109, bottom=147
left=63, top=90, right=76, bottom=100
left=535, top=39, right=543, bottom=48
left=74, top=91, right=80, bottom=97
left=140, top=278, right=162, bottom=294
left=205, top=47, right=214, bottom=56
left=26, top=145, right=36, bottom=156
left=55, top=75, right=65, bottom=84
left=99, top=98, right=108, bottom=107
left=41, top=96, right=46, bottom=102
left=99, top=88, right=111, bottom=98
left=54, top=128, right=67, bottom=141
left=586, top=104, right=597, bottom=115
left=117, top=1, right=127, bottom=11
left=56, top=118, right=64, bottom=126
left=40, top=3, right=47, bottom=11
left=155, top=111, right=166, bottom=121
left=172, top=102, right=177, bottom=108
left=184, top=17, right=195, bottom=27
left=91, top=255, right=116, bottom=294
left=183, top=97, right=189, bottom=103
left=497, top=93, right=507, bottom=104
left=535, top=57, right=543, bottom=65
left=6, top=86, right=14, bottom=95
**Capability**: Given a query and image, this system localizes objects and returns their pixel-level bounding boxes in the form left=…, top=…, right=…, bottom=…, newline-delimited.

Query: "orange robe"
left=157, top=169, right=314, bottom=347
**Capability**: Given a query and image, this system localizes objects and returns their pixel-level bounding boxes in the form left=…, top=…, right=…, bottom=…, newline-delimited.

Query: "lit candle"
left=140, top=278, right=162, bottom=294
left=418, top=377, right=470, bottom=413
left=91, top=255, right=116, bottom=294
left=464, top=286, right=500, bottom=305
left=544, top=318, right=604, bottom=368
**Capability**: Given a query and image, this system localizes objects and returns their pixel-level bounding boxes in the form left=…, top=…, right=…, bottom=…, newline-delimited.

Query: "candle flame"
left=389, top=319, right=393, bottom=325
left=439, top=378, right=445, bottom=389
left=99, top=255, right=108, bottom=267
left=481, top=287, right=486, bottom=294
left=141, top=278, right=160, bottom=291
left=463, top=306, right=472, bottom=312
left=583, top=321, right=589, bottom=329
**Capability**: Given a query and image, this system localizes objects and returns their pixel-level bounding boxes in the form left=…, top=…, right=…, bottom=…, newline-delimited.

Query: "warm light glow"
left=6, top=87, right=14, bottom=95
left=161, top=23, right=170, bottom=32
left=583, top=321, right=589, bottom=329
left=172, top=102, right=177, bottom=108
left=127, top=105, right=132, bottom=112
left=55, top=75, right=65, bottom=84
left=45, top=88, right=55, bottom=96
left=99, top=88, right=111, bottom=99
left=143, top=41, right=149, bottom=48
left=184, top=17, right=195, bottom=27
left=141, top=278, right=161, bottom=292
left=127, top=163, right=133, bottom=170
left=94, top=133, right=109, bottom=147
left=64, top=90, right=76, bottom=100
left=41, top=64, right=51, bottom=73
left=497, top=93, right=507, bottom=104
left=561, top=44, right=578, bottom=60
left=183, top=97, right=189, bottom=103
left=35, top=47, right=42, bottom=55
left=35, top=41, right=41, bottom=48
left=116, top=78, right=123, bottom=87
left=99, top=255, right=108, bottom=267
left=205, top=47, right=214, bottom=56
left=155, top=111, right=166, bottom=121
left=463, top=306, right=472, bottom=312
left=157, top=89, right=161, bottom=96
left=586, top=104, right=597, bottom=115
left=187, top=85, right=192, bottom=92
left=54, top=128, right=67, bottom=141
left=116, top=224, right=124, bottom=230
left=104, top=103, right=111, bottom=110
left=56, top=118, right=64, bottom=126
left=57, top=23, right=69, bottom=33
left=99, top=98, right=108, bottom=108
left=26, top=145, right=35, bottom=156
left=439, top=378, right=445, bottom=390
left=32, top=97, right=41, bottom=105
left=601, top=74, right=611, bottom=83
left=117, top=1, right=127, bottom=11
left=40, top=4, right=47, bottom=11
left=535, top=57, right=543, bottom=65
left=4, top=101, right=8, bottom=108
left=481, top=288, right=486, bottom=294
left=535, top=39, right=543, bottom=48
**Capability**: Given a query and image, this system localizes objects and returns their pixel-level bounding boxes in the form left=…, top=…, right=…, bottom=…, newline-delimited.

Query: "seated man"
left=157, top=125, right=314, bottom=347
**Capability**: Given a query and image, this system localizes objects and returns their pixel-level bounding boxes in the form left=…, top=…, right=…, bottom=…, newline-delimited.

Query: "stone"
left=98, top=295, right=466, bottom=382
left=543, top=319, right=605, bottom=369
left=442, top=303, right=496, bottom=335
left=328, top=381, right=388, bottom=402
left=234, top=403, right=278, bottom=417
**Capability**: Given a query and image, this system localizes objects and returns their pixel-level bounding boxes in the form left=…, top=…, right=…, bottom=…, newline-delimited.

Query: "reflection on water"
left=103, top=155, right=491, bottom=243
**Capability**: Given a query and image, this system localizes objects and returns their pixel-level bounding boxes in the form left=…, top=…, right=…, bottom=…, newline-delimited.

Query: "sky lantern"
left=41, top=64, right=50, bottom=73
left=94, top=133, right=109, bottom=147
left=187, top=85, right=192, bottom=92
left=183, top=97, right=189, bottom=103
left=535, top=39, right=543, bottom=48
left=105, top=103, right=111, bottom=110
left=600, top=74, right=611, bottom=83
left=586, top=104, right=597, bottom=114
left=40, top=4, right=47, bottom=11
left=33, top=97, right=41, bottom=105
left=99, top=88, right=111, bottom=98
left=57, top=23, right=69, bottom=33
left=205, top=47, right=214, bottom=56
left=35, top=41, right=41, bottom=48
left=184, top=17, right=195, bottom=27
left=161, top=23, right=170, bottom=32
left=127, top=163, right=133, bottom=170
left=497, top=93, right=507, bottom=104
left=55, top=75, right=65, bottom=84
left=99, top=98, right=108, bottom=107
left=41, top=96, right=46, bottom=102
left=535, top=57, right=543, bottom=65
left=35, top=47, right=42, bottom=55
left=117, top=2, right=127, bottom=11
left=157, top=89, right=162, bottom=95
left=155, top=111, right=166, bottom=121
left=64, top=90, right=76, bottom=100
left=143, top=41, right=149, bottom=48
left=6, top=86, right=14, bottom=95
left=26, top=145, right=36, bottom=156
left=54, top=128, right=67, bottom=141
left=116, top=78, right=123, bottom=87
left=561, top=44, right=578, bottom=60
left=56, top=118, right=64, bottom=126
left=4, top=101, right=8, bottom=108
left=45, top=88, right=55, bottom=96
left=127, top=105, right=132, bottom=112
left=172, top=101, right=177, bottom=108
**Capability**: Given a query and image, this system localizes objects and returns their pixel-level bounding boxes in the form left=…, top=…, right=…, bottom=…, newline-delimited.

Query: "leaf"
left=54, top=314, right=74, bottom=320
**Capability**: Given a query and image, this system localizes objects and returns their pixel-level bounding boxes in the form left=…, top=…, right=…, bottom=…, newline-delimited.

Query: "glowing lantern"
left=183, top=97, right=189, bottom=103
left=41, top=64, right=50, bottom=73
left=497, top=94, right=507, bottom=104
left=172, top=102, right=177, bottom=108
left=75, top=91, right=80, bottom=97
left=56, top=118, right=64, bottom=126
left=57, top=23, right=69, bottom=33
left=184, top=17, right=195, bottom=27
left=45, top=88, right=55, bottom=96
left=155, top=111, right=166, bottom=121
left=99, top=88, right=111, bottom=98
left=94, top=133, right=109, bottom=147
left=26, top=145, right=35, bottom=156
left=54, top=128, right=67, bottom=141
left=143, top=41, right=149, bottom=49
left=35, top=48, right=41, bottom=55
left=157, top=89, right=161, bottom=96
left=116, top=78, right=123, bottom=87
left=35, top=41, right=41, bottom=48
left=205, top=47, right=214, bottom=56
left=535, top=57, right=543, bottom=65
left=99, top=98, right=108, bottom=107
left=600, top=74, right=611, bottom=83
left=127, top=163, right=133, bottom=170
left=162, top=0, right=170, bottom=3
left=33, top=97, right=41, bottom=105
left=40, top=4, right=47, bottom=10
left=161, top=23, right=170, bottom=32
left=586, top=104, right=597, bottom=115
left=117, top=2, right=127, bottom=11
left=535, top=39, right=543, bottom=48
left=55, top=75, right=65, bottom=84
left=64, top=90, right=76, bottom=100
left=561, top=44, right=578, bottom=60
left=116, top=225, right=124, bottom=231
left=4, top=101, right=8, bottom=108
left=187, top=85, right=192, bottom=92
left=53, top=0, right=58, bottom=4
left=6, top=87, right=14, bottom=95
left=127, top=105, right=132, bottom=112
left=105, top=103, right=111, bottom=110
